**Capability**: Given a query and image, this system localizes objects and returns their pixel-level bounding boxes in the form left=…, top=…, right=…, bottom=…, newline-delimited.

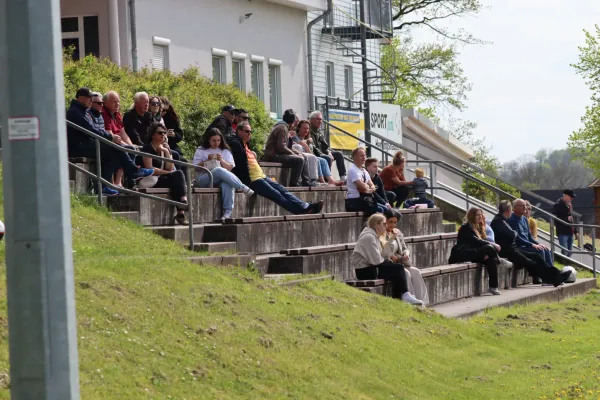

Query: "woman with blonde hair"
left=524, top=200, right=538, bottom=239
left=449, top=207, right=502, bottom=295
left=351, top=213, right=424, bottom=305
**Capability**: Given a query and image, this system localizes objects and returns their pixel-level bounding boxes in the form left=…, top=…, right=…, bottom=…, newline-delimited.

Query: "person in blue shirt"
left=508, top=199, right=554, bottom=268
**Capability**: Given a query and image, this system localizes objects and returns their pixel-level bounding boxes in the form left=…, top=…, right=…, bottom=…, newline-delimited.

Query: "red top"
left=102, top=108, right=124, bottom=134
left=379, top=165, right=406, bottom=191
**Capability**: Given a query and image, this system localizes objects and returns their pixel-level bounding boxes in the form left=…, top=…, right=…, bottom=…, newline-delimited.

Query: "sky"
left=412, top=0, right=600, bottom=163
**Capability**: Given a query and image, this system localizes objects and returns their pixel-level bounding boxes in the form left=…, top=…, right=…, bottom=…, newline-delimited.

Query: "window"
left=268, top=65, right=282, bottom=117
left=152, top=37, right=170, bottom=71
left=61, top=16, right=100, bottom=60
left=251, top=62, right=263, bottom=100
left=344, top=66, right=353, bottom=99
left=232, top=59, right=245, bottom=91
left=325, top=62, right=335, bottom=97
left=212, top=57, right=225, bottom=83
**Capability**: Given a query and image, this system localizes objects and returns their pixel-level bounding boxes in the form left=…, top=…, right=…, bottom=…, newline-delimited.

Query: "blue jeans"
left=249, top=178, right=308, bottom=214
left=558, top=234, right=574, bottom=257
left=404, top=197, right=435, bottom=208
left=317, top=157, right=331, bottom=178
left=521, top=245, right=554, bottom=267
left=197, top=167, right=245, bottom=211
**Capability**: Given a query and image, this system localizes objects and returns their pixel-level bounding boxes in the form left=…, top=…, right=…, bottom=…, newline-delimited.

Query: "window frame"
left=268, top=64, right=282, bottom=118
left=232, top=59, right=245, bottom=91
left=344, top=65, right=353, bottom=99
left=250, top=60, right=264, bottom=100
left=152, top=36, right=171, bottom=71
left=325, top=62, right=335, bottom=97
left=61, top=15, right=100, bottom=60
left=212, top=56, right=226, bottom=84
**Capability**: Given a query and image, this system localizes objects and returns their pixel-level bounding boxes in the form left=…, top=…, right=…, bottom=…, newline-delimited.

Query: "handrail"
left=67, top=120, right=214, bottom=251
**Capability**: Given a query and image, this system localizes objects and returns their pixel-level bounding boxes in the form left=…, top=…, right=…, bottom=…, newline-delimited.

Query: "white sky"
left=411, top=0, right=600, bottom=162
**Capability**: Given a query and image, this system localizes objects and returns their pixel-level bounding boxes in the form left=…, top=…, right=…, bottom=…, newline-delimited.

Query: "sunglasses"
left=150, top=102, right=161, bottom=106
left=155, top=130, right=167, bottom=135
left=93, top=101, right=104, bottom=105
left=241, top=129, right=252, bottom=134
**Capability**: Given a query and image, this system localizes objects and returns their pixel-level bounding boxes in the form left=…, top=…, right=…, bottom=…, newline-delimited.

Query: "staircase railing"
left=324, top=119, right=600, bottom=276
left=66, top=120, right=213, bottom=251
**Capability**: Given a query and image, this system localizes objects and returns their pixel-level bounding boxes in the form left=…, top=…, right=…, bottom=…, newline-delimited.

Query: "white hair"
left=134, top=92, right=149, bottom=102
left=309, top=110, right=322, bottom=120
left=91, top=91, right=102, bottom=99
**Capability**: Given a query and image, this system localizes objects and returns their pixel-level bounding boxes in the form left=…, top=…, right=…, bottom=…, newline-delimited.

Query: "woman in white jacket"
left=351, top=213, right=424, bottom=306
left=382, top=210, right=429, bottom=305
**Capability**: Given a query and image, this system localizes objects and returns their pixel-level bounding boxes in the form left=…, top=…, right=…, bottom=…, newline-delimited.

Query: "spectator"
left=351, top=213, right=424, bottom=305
left=66, top=87, right=154, bottom=196
left=492, top=200, right=571, bottom=287
left=403, top=168, right=434, bottom=208
left=483, top=214, right=495, bottom=243
left=192, top=128, right=254, bottom=219
left=232, top=108, right=250, bottom=133
left=87, top=92, right=106, bottom=132
left=297, top=120, right=342, bottom=186
left=141, top=122, right=188, bottom=225
left=159, top=97, right=184, bottom=156
left=508, top=199, right=554, bottom=267
left=228, top=121, right=324, bottom=214
left=379, top=152, right=412, bottom=207
left=102, top=91, right=134, bottom=146
left=345, top=148, right=387, bottom=216
left=289, top=120, right=321, bottom=186
left=524, top=200, right=538, bottom=240
left=308, top=111, right=347, bottom=181
left=382, top=209, right=429, bottom=304
left=263, top=109, right=308, bottom=187
left=553, top=190, right=577, bottom=257
left=449, top=207, right=501, bottom=295
left=149, top=96, right=164, bottom=124
left=123, top=92, right=153, bottom=146
left=365, top=158, right=393, bottom=210
left=205, top=105, right=236, bottom=139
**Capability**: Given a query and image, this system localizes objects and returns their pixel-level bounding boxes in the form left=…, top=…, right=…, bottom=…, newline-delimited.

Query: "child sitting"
left=404, top=168, right=435, bottom=208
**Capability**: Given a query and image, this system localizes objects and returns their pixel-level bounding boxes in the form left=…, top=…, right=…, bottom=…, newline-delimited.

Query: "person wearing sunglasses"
left=232, top=109, right=250, bottom=133
left=228, top=121, right=324, bottom=215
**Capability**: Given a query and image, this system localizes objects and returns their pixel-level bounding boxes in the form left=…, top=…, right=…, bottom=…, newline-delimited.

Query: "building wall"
left=134, top=0, right=309, bottom=118
left=60, top=0, right=111, bottom=58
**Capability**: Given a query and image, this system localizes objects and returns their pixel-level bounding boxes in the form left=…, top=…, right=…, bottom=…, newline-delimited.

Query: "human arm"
left=143, top=148, right=173, bottom=174
left=167, top=118, right=184, bottom=144
left=358, top=235, right=385, bottom=266
left=275, top=128, right=294, bottom=155
left=122, top=111, right=144, bottom=146
left=217, top=150, right=235, bottom=171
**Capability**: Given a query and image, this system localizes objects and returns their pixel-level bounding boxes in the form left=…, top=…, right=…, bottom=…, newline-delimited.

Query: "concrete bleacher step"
left=111, top=211, right=140, bottom=223
left=442, top=222, right=457, bottom=233
left=432, top=278, right=597, bottom=318
left=193, top=241, right=237, bottom=253
left=264, top=273, right=303, bottom=281
left=188, top=253, right=255, bottom=267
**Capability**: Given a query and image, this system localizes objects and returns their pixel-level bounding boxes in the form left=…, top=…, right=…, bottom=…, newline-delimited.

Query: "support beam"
left=108, top=0, right=121, bottom=65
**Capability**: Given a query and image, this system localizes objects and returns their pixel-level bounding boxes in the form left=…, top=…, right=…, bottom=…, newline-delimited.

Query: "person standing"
left=553, top=190, right=577, bottom=257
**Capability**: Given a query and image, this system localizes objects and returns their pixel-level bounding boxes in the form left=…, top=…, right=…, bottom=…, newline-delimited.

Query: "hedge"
left=62, top=55, right=273, bottom=157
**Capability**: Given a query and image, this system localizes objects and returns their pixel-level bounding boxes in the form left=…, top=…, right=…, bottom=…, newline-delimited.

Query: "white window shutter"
left=152, top=44, right=166, bottom=71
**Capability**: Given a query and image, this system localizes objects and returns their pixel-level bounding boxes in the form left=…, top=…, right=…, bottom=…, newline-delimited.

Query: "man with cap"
left=205, top=105, right=237, bottom=140
left=553, top=189, right=577, bottom=257
left=262, top=109, right=309, bottom=187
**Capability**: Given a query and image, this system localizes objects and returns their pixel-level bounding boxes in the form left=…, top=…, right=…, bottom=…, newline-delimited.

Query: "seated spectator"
left=123, top=92, right=153, bottom=145
left=379, top=152, right=412, bottom=207
left=192, top=128, right=254, bottom=219
left=232, top=108, right=250, bottom=133
left=102, top=91, right=134, bottom=146
left=309, top=111, right=347, bottom=181
left=524, top=200, right=538, bottom=240
left=508, top=199, right=554, bottom=267
left=403, top=168, right=434, bottom=208
left=206, top=105, right=236, bottom=139
left=87, top=92, right=106, bottom=132
left=449, top=207, right=501, bottom=295
left=263, top=109, right=308, bottom=187
left=149, top=96, right=164, bottom=124
left=296, top=120, right=342, bottom=186
left=160, top=97, right=184, bottom=156
left=229, top=122, right=324, bottom=214
left=345, top=148, right=387, bottom=216
left=483, top=214, right=495, bottom=243
left=365, top=158, right=393, bottom=210
left=66, top=87, right=154, bottom=196
left=382, top=209, right=429, bottom=304
left=351, top=213, right=424, bottom=305
left=289, top=120, right=320, bottom=186
left=142, top=122, right=189, bottom=225
left=491, top=200, right=571, bottom=287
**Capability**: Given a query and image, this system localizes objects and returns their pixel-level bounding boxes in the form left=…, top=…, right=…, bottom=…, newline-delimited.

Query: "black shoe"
left=305, top=200, right=324, bottom=214
left=533, top=277, right=543, bottom=284
left=554, top=271, right=572, bottom=287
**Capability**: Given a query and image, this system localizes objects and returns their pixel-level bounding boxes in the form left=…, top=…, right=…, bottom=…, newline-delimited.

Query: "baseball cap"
left=564, top=189, right=576, bottom=198
left=76, top=87, right=93, bottom=98
left=222, top=105, right=237, bottom=113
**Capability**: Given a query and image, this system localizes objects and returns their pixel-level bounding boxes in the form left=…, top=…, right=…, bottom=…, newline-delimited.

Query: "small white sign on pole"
left=8, top=116, right=40, bottom=141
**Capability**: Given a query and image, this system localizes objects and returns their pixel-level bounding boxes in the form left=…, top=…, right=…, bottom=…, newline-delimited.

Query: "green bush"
left=63, top=54, right=272, bottom=157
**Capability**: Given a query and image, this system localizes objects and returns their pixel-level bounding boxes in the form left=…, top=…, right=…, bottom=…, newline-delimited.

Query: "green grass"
left=2, top=171, right=600, bottom=398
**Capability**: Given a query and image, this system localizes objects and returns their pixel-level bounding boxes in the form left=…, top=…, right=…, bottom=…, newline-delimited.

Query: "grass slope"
left=0, top=180, right=599, bottom=398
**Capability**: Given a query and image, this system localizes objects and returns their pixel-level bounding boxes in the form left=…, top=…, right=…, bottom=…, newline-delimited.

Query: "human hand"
left=533, top=244, right=544, bottom=250
left=216, top=153, right=223, bottom=161
left=112, top=134, right=122, bottom=144
left=208, top=154, right=216, bottom=160
left=167, top=129, right=175, bottom=137
left=494, top=243, right=501, bottom=252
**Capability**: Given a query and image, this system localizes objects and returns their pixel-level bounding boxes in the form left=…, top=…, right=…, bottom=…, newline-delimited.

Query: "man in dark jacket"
left=229, top=121, right=323, bottom=214
left=66, top=87, right=154, bottom=195
left=309, top=111, right=347, bottom=181
left=553, top=190, right=576, bottom=257
left=262, top=109, right=308, bottom=187
left=122, top=92, right=153, bottom=146
left=491, top=200, right=570, bottom=287
left=205, top=104, right=237, bottom=140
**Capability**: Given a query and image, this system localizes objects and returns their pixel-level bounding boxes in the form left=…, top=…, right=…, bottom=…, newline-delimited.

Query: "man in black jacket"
left=205, top=105, right=237, bottom=140
left=491, top=200, right=570, bottom=287
left=66, top=87, right=154, bottom=195
left=122, top=91, right=153, bottom=146
left=365, top=157, right=393, bottom=209
left=553, top=190, right=576, bottom=257
left=229, top=121, right=323, bottom=215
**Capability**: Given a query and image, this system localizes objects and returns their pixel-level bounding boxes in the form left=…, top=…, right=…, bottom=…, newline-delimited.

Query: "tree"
left=568, top=25, right=600, bottom=174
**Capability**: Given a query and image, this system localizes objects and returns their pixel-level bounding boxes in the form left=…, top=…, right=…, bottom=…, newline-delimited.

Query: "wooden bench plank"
left=420, top=267, right=441, bottom=278
left=283, top=214, right=324, bottom=221
left=346, top=279, right=385, bottom=287
left=259, top=162, right=284, bottom=167
left=409, top=234, right=443, bottom=243
left=416, top=207, right=438, bottom=213
left=223, top=216, right=285, bottom=224
left=439, top=232, right=458, bottom=240
left=299, top=244, right=348, bottom=255
left=138, top=188, right=171, bottom=194
left=323, top=212, right=360, bottom=219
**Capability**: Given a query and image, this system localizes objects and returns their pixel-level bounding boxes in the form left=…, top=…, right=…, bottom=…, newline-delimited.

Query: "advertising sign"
left=369, top=102, right=403, bottom=164
left=327, top=109, right=365, bottom=150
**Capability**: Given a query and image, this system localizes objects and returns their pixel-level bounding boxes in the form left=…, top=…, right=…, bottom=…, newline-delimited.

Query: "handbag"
left=137, top=150, right=163, bottom=189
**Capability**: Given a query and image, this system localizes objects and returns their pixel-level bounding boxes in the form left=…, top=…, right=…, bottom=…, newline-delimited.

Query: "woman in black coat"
left=449, top=207, right=502, bottom=295
left=160, top=97, right=188, bottom=179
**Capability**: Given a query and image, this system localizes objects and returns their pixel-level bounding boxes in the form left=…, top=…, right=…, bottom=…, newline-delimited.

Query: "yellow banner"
left=327, top=109, right=364, bottom=150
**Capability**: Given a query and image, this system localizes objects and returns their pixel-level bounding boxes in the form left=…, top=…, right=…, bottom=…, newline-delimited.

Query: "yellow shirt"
left=246, top=145, right=266, bottom=182
left=528, top=217, right=538, bottom=239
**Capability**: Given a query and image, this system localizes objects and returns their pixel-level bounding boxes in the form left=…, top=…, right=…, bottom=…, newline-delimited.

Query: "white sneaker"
left=241, top=186, right=254, bottom=197
left=221, top=210, right=233, bottom=219
left=488, top=287, right=501, bottom=295
left=401, top=292, right=424, bottom=306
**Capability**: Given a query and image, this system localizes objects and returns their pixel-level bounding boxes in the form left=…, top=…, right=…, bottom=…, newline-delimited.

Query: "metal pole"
left=0, top=0, right=80, bottom=397
left=549, top=218, right=555, bottom=256
left=359, top=0, right=371, bottom=156
left=95, top=138, right=103, bottom=204
left=593, top=228, right=597, bottom=278
left=429, top=162, right=435, bottom=198
left=465, top=177, right=470, bottom=210
left=187, top=168, right=194, bottom=251
left=578, top=226, right=584, bottom=251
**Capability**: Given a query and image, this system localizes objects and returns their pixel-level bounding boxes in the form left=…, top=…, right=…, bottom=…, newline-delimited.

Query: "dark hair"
left=148, top=121, right=167, bottom=142
left=235, top=108, right=248, bottom=115
left=149, top=95, right=161, bottom=106
left=283, top=109, right=296, bottom=124
left=201, top=128, right=231, bottom=151
left=392, top=151, right=405, bottom=166
left=498, top=200, right=512, bottom=214
left=297, top=120, right=310, bottom=137
left=384, top=208, right=401, bottom=220
left=365, top=157, right=378, bottom=167
left=160, top=96, right=179, bottom=122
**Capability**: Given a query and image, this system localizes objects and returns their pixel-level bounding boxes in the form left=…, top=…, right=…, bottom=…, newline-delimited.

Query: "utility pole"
left=0, top=0, right=81, bottom=398
left=359, top=0, right=371, bottom=156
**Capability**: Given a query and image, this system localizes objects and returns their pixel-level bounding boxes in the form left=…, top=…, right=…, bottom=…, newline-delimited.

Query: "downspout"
left=307, top=0, right=332, bottom=111
left=129, top=0, right=138, bottom=72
